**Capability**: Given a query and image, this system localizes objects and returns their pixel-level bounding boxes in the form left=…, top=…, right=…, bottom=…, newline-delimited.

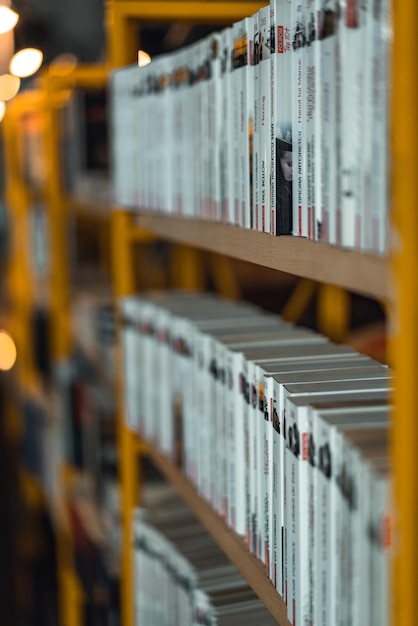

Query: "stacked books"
left=120, top=290, right=392, bottom=626
left=137, top=479, right=280, bottom=626
left=110, top=0, right=391, bottom=253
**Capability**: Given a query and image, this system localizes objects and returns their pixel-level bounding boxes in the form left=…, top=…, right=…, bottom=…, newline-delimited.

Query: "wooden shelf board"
left=134, top=214, right=390, bottom=302
left=70, top=198, right=111, bottom=220
left=146, top=444, right=290, bottom=626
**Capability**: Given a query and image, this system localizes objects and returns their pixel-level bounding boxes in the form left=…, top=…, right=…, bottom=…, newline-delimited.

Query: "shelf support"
left=111, top=209, right=140, bottom=626
left=390, top=0, right=418, bottom=622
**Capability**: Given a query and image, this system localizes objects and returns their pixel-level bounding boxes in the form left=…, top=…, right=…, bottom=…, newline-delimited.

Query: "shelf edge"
left=132, top=213, right=390, bottom=302
left=145, top=443, right=291, bottom=626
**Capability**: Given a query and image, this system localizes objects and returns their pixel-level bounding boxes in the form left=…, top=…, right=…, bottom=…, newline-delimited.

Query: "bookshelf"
left=146, top=441, right=289, bottom=625
left=3, top=87, right=82, bottom=626
left=106, top=2, right=418, bottom=626
left=3, top=0, right=411, bottom=624
left=4, top=65, right=121, bottom=626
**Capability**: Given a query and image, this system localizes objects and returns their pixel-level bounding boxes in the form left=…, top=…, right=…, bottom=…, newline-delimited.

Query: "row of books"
left=110, top=0, right=390, bottom=253
left=139, top=479, right=280, bottom=625
left=120, top=290, right=391, bottom=626
left=133, top=514, right=216, bottom=626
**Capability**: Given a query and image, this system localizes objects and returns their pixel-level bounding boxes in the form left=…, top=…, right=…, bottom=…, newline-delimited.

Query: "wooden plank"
left=133, top=214, right=390, bottom=302
left=147, top=445, right=291, bottom=626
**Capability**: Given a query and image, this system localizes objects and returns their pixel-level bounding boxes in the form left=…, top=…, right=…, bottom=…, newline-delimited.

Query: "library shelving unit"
left=106, top=1, right=418, bottom=626
left=3, top=85, right=82, bottom=625
left=4, top=64, right=118, bottom=626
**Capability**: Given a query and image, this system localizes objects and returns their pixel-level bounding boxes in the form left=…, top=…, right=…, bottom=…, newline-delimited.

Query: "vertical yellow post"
left=105, top=1, right=139, bottom=68
left=111, top=209, right=139, bottom=626
left=317, top=284, right=350, bottom=344
left=2, top=106, right=36, bottom=390
left=42, top=88, right=72, bottom=361
left=390, top=0, right=418, bottom=623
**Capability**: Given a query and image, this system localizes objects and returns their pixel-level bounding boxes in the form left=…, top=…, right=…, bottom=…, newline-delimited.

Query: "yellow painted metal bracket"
left=389, top=0, right=418, bottom=622
left=105, top=0, right=269, bottom=67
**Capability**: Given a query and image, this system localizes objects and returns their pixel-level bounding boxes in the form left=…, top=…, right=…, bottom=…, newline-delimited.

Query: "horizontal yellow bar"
left=109, top=0, right=268, bottom=24
left=42, top=64, right=109, bottom=89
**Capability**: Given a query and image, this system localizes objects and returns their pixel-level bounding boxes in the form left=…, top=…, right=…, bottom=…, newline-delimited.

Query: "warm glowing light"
left=0, top=74, right=20, bottom=100
left=0, top=6, right=19, bottom=35
left=138, top=50, right=151, bottom=67
left=49, top=53, right=78, bottom=76
left=0, top=331, right=17, bottom=371
left=10, top=48, right=43, bottom=78
left=0, top=101, right=5, bottom=122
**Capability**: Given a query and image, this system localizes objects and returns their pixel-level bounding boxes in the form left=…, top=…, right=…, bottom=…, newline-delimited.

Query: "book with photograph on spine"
left=318, top=0, right=339, bottom=244
left=274, top=0, right=294, bottom=235
left=291, top=0, right=308, bottom=237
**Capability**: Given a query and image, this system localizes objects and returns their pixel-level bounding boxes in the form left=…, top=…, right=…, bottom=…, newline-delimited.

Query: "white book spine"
left=285, top=394, right=298, bottom=624
left=194, top=333, right=208, bottom=496
left=248, top=362, right=258, bottom=551
left=232, top=21, right=244, bottom=225
left=319, top=2, right=338, bottom=244
left=360, top=0, right=375, bottom=251
left=264, top=376, right=280, bottom=576
left=291, top=0, right=308, bottom=236
left=370, top=470, right=391, bottom=626
left=234, top=352, right=247, bottom=537
left=263, top=374, right=274, bottom=580
left=157, top=310, right=174, bottom=459
left=329, top=426, right=345, bottom=626
left=305, top=0, right=319, bottom=240
left=314, top=414, right=332, bottom=626
left=255, top=364, right=265, bottom=560
left=259, top=6, right=272, bottom=233
left=370, top=0, right=390, bottom=254
left=272, top=376, right=285, bottom=596
left=120, top=298, right=140, bottom=430
left=253, top=13, right=261, bottom=230
left=288, top=399, right=312, bottom=626
left=339, top=0, right=367, bottom=249
left=217, top=346, right=228, bottom=519
left=270, top=2, right=277, bottom=235
left=129, top=68, right=139, bottom=209
left=220, top=28, right=234, bottom=224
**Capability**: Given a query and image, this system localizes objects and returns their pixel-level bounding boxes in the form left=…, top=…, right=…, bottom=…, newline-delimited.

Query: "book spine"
left=275, top=0, right=294, bottom=235
left=232, top=21, right=244, bottom=225
left=259, top=6, right=272, bottom=233
left=370, top=0, right=390, bottom=254
left=291, top=0, right=308, bottom=237
left=305, top=0, right=319, bottom=240
left=120, top=298, right=140, bottom=430
left=285, top=394, right=299, bottom=624
left=339, top=0, right=367, bottom=249
left=264, top=374, right=275, bottom=581
left=255, top=365, right=265, bottom=560
left=234, top=352, right=247, bottom=537
left=244, top=16, right=255, bottom=228
left=252, top=12, right=261, bottom=230
left=371, top=471, right=391, bottom=626
left=319, top=2, right=339, bottom=244
left=270, top=2, right=277, bottom=234
left=248, top=362, right=258, bottom=552
left=314, top=415, right=331, bottom=626
left=220, top=28, right=234, bottom=224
